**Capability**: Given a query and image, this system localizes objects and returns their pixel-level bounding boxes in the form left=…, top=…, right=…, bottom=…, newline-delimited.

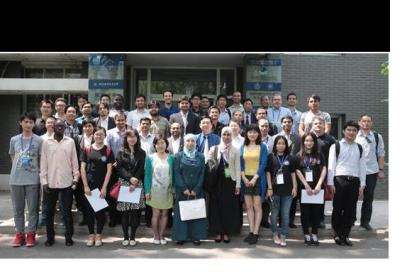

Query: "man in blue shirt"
left=196, top=115, right=220, bottom=163
left=267, top=93, right=291, bottom=133
left=159, top=90, right=179, bottom=120
left=286, top=92, right=302, bottom=135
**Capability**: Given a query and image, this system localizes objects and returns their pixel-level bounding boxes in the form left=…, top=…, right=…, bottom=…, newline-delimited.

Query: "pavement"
left=0, top=191, right=388, bottom=258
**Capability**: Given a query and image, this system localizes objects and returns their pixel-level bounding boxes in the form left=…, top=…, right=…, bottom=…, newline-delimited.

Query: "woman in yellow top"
left=240, top=124, right=268, bottom=245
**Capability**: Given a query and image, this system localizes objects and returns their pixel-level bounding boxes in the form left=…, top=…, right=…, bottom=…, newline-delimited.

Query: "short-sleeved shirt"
left=80, top=145, right=115, bottom=190
left=295, top=152, right=326, bottom=189
left=9, top=134, right=43, bottom=186
left=300, top=111, right=331, bottom=134
left=265, top=154, right=296, bottom=196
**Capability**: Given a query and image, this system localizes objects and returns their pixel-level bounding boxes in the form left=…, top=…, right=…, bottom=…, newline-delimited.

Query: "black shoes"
left=360, top=223, right=373, bottom=231
left=343, top=237, right=353, bottom=246
left=248, top=234, right=259, bottom=245
left=176, top=241, right=185, bottom=245
left=192, top=240, right=201, bottom=246
left=334, top=236, right=344, bottom=246
left=65, top=238, right=74, bottom=246
left=44, top=239, right=54, bottom=247
left=243, top=232, right=254, bottom=243
left=289, top=223, right=297, bottom=229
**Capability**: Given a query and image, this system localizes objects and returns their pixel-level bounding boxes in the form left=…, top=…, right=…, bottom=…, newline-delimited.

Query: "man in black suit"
left=242, top=98, right=257, bottom=127
left=169, top=95, right=201, bottom=135
left=93, top=102, right=116, bottom=130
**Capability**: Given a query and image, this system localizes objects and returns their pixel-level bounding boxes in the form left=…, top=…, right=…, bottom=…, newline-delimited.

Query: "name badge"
left=305, top=170, right=313, bottom=182
left=21, top=154, right=31, bottom=170
left=276, top=172, right=284, bottom=185
left=224, top=167, right=231, bottom=178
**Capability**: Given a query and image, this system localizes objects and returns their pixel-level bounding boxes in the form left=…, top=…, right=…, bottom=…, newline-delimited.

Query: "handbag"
left=324, top=183, right=334, bottom=201
left=178, top=196, right=207, bottom=221
left=109, top=180, right=121, bottom=200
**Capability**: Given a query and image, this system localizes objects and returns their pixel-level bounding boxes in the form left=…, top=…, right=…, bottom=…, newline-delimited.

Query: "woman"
left=240, top=124, right=268, bottom=245
left=172, top=134, right=207, bottom=245
left=144, top=136, right=174, bottom=245
left=80, top=126, right=114, bottom=247
left=116, top=129, right=146, bottom=246
left=208, top=127, right=241, bottom=243
left=295, top=132, right=326, bottom=246
left=229, top=120, right=244, bottom=149
left=265, top=135, right=297, bottom=247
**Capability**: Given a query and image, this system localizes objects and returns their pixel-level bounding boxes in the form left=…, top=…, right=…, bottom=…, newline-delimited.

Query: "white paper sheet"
left=85, top=189, right=109, bottom=212
left=301, top=189, right=324, bottom=204
left=117, top=186, right=142, bottom=203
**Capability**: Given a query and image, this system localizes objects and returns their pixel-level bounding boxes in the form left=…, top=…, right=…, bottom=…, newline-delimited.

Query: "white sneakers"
left=153, top=239, right=161, bottom=245
left=129, top=240, right=137, bottom=246
left=95, top=234, right=103, bottom=247
left=86, top=234, right=95, bottom=247
left=122, top=240, right=130, bottom=246
left=160, top=239, right=167, bottom=245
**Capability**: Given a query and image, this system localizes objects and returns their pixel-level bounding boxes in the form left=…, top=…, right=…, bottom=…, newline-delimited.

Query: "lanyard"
left=20, top=135, right=33, bottom=154
left=304, top=156, right=311, bottom=170
left=277, top=155, right=287, bottom=170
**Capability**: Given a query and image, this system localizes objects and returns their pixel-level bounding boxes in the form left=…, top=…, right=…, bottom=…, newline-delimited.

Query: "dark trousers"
left=261, top=200, right=270, bottom=225
left=46, top=187, right=73, bottom=241
left=289, top=185, right=301, bottom=224
left=360, top=173, right=378, bottom=224
left=145, top=205, right=152, bottom=226
left=301, top=203, right=321, bottom=234
left=331, top=176, right=360, bottom=238
left=84, top=197, right=106, bottom=234
left=121, top=209, right=141, bottom=240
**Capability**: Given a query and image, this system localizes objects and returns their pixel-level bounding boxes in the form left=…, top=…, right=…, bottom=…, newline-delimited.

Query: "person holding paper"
left=144, top=135, right=174, bottom=245
left=172, top=134, right=207, bottom=246
left=208, top=127, right=241, bottom=243
left=240, top=124, right=268, bottom=245
left=80, top=126, right=114, bottom=247
left=295, top=132, right=326, bottom=246
left=115, top=129, right=146, bottom=247
left=265, top=136, right=297, bottom=247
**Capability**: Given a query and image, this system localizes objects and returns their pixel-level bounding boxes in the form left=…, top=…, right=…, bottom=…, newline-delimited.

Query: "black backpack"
left=335, top=141, right=363, bottom=160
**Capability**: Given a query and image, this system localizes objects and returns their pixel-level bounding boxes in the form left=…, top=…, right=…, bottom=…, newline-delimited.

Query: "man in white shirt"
left=167, top=122, right=183, bottom=155
left=139, top=117, right=155, bottom=156
left=127, top=94, right=150, bottom=130
left=327, top=121, right=366, bottom=246
left=355, top=114, right=385, bottom=231
left=228, top=91, right=244, bottom=114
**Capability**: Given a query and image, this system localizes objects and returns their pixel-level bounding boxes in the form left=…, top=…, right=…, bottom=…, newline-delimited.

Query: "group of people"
left=8, top=89, right=385, bottom=249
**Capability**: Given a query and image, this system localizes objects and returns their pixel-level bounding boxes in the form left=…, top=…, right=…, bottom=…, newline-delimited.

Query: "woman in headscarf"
left=208, top=127, right=241, bottom=243
left=172, top=133, right=207, bottom=245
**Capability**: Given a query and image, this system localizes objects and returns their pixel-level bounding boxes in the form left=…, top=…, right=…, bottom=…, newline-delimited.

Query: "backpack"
left=373, top=131, right=380, bottom=160
left=335, top=141, right=362, bottom=160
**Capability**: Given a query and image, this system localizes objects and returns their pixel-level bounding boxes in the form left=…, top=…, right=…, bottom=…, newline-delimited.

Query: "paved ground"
left=0, top=192, right=388, bottom=258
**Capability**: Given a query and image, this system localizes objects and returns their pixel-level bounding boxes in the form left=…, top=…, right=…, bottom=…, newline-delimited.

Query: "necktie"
left=204, top=135, right=209, bottom=163
left=246, top=115, right=250, bottom=126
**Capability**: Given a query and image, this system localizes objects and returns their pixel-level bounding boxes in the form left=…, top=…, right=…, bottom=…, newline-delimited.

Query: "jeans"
left=270, top=195, right=293, bottom=236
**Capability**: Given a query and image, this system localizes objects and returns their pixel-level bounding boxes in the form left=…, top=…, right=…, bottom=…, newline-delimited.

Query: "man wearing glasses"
left=355, top=114, right=385, bottom=231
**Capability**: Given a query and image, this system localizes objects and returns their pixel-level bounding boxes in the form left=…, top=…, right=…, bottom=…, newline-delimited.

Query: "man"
left=200, top=96, right=211, bottom=116
left=9, top=112, right=43, bottom=247
left=64, top=106, right=82, bottom=138
left=216, top=94, right=231, bottom=126
left=73, top=119, right=95, bottom=226
left=208, top=105, right=224, bottom=136
left=311, top=116, right=336, bottom=228
left=273, top=116, right=302, bottom=228
left=190, top=93, right=202, bottom=116
left=54, top=97, right=67, bottom=120
left=93, top=102, right=116, bottom=131
left=100, top=94, right=111, bottom=108
left=34, top=99, right=53, bottom=136
left=148, top=100, right=170, bottom=139
left=256, top=107, right=277, bottom=136
left=167, top=122, right=184, bottom=155
left=105, top=112, right=127, bottom=159
left=76, top=95, right=88, bottom=118
left=355, top=114, right=385, bottom=230
left=328, top=121, right=366, bottom=246
left=267, top=93, right=291, bottom=133
left=41, top=116, right=56, bottom=140
left=40, top=120, right=79, bottom=246
left=242, top=98, right=257, bottom=127
left=258, top=118, right=274, bottom=229
left=169, top=95, right=201, bottom=135
left=196, top=115, right=220, bottom=163
left=286, top=92, right=302, bottom=135
left=299, top=94, right=332, bottom=136
left=109, top=94, right=129, bottom=118
left=159, top=90, right=179, bottom=120
left=259, top=95, right=271, bottom=111
left=228, top=91, right=244, bottom=114
left=75, top=102, right=94, bottom=126
left=127, top=94, right=150, bottom=130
